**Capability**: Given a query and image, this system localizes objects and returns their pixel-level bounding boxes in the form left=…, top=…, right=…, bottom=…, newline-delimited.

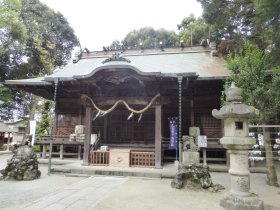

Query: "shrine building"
left=5, top=44, right=229, bottom=168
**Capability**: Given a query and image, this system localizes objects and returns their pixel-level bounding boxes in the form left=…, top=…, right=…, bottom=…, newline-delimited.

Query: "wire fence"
left=249, top=125, right=280, bottom=162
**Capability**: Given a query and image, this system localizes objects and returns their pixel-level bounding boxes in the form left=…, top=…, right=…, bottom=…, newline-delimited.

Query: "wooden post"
left=78, top=145, right=82, bottom=160
left=155, top=104, right=162, bottom=168
left=203, top=148, right=207, bottom=165
left=83, top=106, right=92, bottom=166
left=6, top=133, right=11, bottom=151
left=42, top=145, right=46, bottom=158
left=190, top=95, right=194, bottom=126
left=60, top=144, right=64, bottom=159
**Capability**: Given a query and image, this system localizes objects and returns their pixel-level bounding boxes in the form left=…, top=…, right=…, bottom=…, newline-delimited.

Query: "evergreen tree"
left=227, top=41, right=280, bottom=186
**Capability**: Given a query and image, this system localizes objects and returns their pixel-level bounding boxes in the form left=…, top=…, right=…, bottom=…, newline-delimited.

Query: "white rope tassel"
left=138, top=113, right=142, bottom=123
left=127, top=112, right=134, bottom=120
left=93, top=111, right=100, bottom=121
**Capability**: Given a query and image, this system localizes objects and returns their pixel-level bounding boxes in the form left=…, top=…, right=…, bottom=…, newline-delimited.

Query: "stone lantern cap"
left=212, top=83, right=259, bottom=119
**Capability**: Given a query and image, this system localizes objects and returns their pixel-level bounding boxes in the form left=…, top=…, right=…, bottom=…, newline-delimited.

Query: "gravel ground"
left=1, top=153, right=280, bottom=210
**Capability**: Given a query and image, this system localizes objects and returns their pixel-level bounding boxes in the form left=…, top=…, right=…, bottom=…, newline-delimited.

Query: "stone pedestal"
left=221, top=193, right=264, bottom=210
left=219, top=144, right=264, bottom=210
left=109, top=149, right=130, bottom=167
left=182, top=151, right=199, bottom=164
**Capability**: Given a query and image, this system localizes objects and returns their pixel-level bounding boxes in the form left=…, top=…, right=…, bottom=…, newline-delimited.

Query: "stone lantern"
left=212, top=83, right=264, bottom=210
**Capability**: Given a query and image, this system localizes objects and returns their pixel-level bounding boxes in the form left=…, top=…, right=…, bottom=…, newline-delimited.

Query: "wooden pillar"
left=190, top=95, right=195, bottom=126
left=60, top=144, right=64, bottom=159
left=78, top=145, right=82, bottom=160
left=6, top=133, right=11, bottom=151
left=104, top=115, right=108, bottom=142
left=0, top=133, right=3, bottom=149
left=155, top=104, right=162, bottom=169
left=78, top=109, right=82, bottom=124
left=83, top=106, right=92, bottom=166
left=203, top=148, right=207, bottom=165
left=42, top=145, right=46, bottom=158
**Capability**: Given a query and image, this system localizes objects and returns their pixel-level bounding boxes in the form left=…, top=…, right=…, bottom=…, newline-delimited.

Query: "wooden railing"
left=130, top=151, right=155, bottom=167
left=35, top=134, right=83, bottom=160
left=89, top=149, right=155, bottom=167
left=89, top=150, right=110, bottom=166
left=36, top=134, right=69, bottom=142
left=161, top=137, right=226, bottom=163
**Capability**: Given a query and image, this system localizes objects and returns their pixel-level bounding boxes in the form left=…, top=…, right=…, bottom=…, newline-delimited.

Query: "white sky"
left=40, top=0, right=203, bottom=51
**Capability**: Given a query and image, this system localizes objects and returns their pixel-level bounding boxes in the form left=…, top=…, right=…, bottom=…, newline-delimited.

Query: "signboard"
left=198, top=135, right=207, bottom=148
left=168, top=118, right=178, bottom=150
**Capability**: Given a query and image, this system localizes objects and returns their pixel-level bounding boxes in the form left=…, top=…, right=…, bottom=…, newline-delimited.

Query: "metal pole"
left=178, top=75, right=183, bottom=163
left=48, top=78, right=59, bottom=176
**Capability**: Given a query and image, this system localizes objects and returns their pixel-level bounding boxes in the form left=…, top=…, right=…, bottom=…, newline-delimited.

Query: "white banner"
left=30, top=120, right=36, bottom=146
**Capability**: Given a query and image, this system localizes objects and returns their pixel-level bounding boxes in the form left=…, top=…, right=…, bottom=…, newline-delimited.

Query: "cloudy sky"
left=40, top=0, right=203, bottom=51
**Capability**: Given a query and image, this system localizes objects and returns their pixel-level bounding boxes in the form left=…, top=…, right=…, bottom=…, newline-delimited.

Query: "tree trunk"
left=263, top=127, right=279, bottom=186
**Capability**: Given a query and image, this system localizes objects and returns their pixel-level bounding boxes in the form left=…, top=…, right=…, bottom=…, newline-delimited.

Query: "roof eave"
left=197, top=76, right=228, bottom=80
left=5, top=80, right=52, bottom=86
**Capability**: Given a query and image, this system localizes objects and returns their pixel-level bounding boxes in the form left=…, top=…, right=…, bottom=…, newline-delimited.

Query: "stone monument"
left=172, top=131, right=224, bottom=192
left=182, top=135, right=199, bottom=164
left=212, top=83, right=264, bottom=210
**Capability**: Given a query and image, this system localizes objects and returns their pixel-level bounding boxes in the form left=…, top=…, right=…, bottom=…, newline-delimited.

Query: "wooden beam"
left=155, top=104, right=162, bottom=169
left=83, top=106, right=92, bottom=166
left=249, top=125, right=280, bottom=128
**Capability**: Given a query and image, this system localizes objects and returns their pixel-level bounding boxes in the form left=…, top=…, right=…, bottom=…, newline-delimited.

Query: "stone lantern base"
left=221, top=193, right=264, bottom=210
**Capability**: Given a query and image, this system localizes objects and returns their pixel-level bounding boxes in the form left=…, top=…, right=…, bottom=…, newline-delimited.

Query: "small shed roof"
left=0, top=121, right=13, bottom=133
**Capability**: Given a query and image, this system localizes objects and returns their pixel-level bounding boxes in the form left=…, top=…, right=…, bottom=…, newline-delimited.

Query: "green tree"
left=178, top=14, right=213, bottom=47
left=0, top=0, right=27, bottom=82
left=0, top=86, right=13, bottom=120
left=0, top=0, right=79, bottom=122
left=36, top=100, right=53, bottom=135
left=197, top=0, right=261, bottom=54
left=121, top=27, right=178, bottom=49
left=0, top=0, right=27, bottom=56
left=254, top=0, right=280, bottom=66
left=227, top=41, right=279, bottom=186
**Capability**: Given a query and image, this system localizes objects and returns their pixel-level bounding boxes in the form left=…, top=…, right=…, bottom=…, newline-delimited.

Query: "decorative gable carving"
left=102, top=53, right=131, bottom=64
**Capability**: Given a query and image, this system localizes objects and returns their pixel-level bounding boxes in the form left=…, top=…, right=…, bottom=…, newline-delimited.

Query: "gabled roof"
left=5, top=46, right=229, bottom=86
left=0, top=121, right=13, bottom=133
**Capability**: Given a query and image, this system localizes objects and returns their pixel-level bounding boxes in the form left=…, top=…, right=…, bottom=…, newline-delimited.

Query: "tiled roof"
left=5, top=47, right=229, bottom=86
